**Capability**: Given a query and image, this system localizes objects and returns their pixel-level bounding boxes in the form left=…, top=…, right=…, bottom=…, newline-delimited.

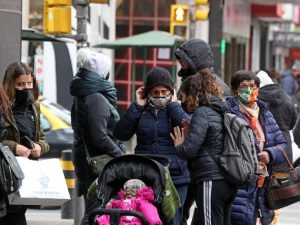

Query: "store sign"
left=223, top=0, right=251, bottom=38
left=273, top=32, right=300, bottom=48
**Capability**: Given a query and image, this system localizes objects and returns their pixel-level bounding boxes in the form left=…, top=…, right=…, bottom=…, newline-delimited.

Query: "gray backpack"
left=208, top=112, right=259, bottom=186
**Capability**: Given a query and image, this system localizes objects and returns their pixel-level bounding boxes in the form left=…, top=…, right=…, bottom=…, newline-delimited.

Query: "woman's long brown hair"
left=0, top=85, right=9, bottom=115
left=180, top=69, right=223, bottom=112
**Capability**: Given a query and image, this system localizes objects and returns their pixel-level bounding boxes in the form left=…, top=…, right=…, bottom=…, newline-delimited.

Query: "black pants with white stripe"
left=192, top=179, right=237, bottom=225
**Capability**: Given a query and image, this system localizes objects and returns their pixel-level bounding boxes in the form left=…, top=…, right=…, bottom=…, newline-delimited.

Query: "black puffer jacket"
left=259, top=84, right=297, bottom=170
left=175, top=95, right=227, bottom=183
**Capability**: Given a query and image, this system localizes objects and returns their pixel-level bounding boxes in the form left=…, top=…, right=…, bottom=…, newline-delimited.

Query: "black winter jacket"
left=70, top=68, right=124, bottom=196
left=175, top=96, right=227, bottom=183
left=259, top=84, right=297, bottom=170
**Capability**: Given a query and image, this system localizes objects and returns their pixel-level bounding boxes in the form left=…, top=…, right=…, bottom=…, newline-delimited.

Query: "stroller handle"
left=139, top=154, right=171, bottom=167
left=89, top=208, right=149, bottom=225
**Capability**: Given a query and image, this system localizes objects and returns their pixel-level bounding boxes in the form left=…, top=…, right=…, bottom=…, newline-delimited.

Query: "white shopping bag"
left=8, top=157, right=70, bottom=206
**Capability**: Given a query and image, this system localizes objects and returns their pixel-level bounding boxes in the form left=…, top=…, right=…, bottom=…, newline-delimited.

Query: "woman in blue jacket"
left=114, top=67, right=191, bottom=225
left=226, top=70, right=287, bottom=225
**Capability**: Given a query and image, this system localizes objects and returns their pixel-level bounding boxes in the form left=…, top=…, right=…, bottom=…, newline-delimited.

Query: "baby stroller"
left=88, top=154, right=180, bottom=225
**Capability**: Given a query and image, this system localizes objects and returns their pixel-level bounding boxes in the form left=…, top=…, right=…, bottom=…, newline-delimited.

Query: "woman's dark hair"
left=2, top=62, right=39, bottom=102
left=180, top=68, right=223, bottom=112
left=231, top=70, right=260, bottom=95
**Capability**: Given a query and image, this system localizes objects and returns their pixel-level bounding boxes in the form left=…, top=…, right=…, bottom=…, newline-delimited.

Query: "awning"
left=94, top=30, right=185, bottom=48
left=22, top=29, right=69, bottom=42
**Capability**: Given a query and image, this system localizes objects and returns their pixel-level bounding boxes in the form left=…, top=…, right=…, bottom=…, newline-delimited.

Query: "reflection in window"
left=133, top=0, right=154, bottom=17
left=135, top=63, right=153, bottom=82
left=116, top=23, right=130, bottom=37
left=158, top=0, right=176, bottom=17
left=116, top=0, right=130, bottom=17
left=136, top=47, right=153, bottom=60
left=115, top=62, right=128, bottom=80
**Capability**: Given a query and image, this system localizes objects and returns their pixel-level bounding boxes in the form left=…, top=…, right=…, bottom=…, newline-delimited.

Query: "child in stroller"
left=96, top=179, right=162, bottom=225
left=87, top=154, right=180, bottom=225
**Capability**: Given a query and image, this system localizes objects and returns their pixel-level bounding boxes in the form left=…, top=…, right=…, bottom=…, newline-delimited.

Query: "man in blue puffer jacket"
left=114, top=67, right=191, bottom=225
left=226, top=70, right=287, bottom=225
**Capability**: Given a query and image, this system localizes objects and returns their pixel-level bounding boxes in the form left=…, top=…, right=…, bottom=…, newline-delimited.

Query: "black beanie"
left=143, top=67, right=174, bottom=97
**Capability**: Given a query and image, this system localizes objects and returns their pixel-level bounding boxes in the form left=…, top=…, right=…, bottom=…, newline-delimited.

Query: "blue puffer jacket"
left=226, top=97, right=287, bottom=225
left=114, top=101, right=191, bottom=185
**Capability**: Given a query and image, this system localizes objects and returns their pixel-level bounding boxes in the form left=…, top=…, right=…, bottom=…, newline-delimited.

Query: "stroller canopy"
left=96, top=154, right=168, bottom=207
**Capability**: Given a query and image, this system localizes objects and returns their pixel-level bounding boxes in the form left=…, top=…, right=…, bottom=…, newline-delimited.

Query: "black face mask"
left=15, top=89, right=33, bottom=104
left=178, top=68, right=195, bottom=81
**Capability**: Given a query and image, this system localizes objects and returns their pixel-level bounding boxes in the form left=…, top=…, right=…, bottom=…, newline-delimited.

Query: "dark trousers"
left=0, top=206, right=27, bottom=225
left=193, top=180, right=237, bottom=225
left=181, top=182, right=195, bottom=225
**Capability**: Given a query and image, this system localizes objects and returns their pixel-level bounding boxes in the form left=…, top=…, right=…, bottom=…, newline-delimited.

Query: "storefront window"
left=116, top=22, right=130, bottom=38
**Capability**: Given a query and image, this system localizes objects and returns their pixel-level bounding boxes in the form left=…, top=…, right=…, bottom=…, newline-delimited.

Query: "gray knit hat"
left=77, top=48, right=112, bottom=79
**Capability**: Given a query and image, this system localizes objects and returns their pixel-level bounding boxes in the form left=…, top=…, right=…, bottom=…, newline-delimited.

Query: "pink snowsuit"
left=96, top=186, right=162, bottom=225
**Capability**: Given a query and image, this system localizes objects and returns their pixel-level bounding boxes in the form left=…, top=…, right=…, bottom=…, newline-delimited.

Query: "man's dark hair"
left=231, top=70, right=260, bottom=93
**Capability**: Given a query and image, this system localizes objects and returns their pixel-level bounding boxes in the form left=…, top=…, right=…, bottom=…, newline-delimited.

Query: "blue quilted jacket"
left=114, top=102, right=191, bottom=185
left=226, top=97, right=287, bottom=225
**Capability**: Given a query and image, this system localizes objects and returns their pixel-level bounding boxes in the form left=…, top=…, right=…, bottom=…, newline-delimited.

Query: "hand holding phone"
left=21, top=136, right=35, bottom=149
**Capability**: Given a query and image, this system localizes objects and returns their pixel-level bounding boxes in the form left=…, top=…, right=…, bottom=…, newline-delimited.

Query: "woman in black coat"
left=170, top=71, right=237, bottom=225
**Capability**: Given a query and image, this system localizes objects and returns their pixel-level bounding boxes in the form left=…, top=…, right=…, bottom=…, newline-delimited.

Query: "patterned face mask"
left=148, top=95, right=171, bottom=108
left=237, top=87, right=258, bottom=105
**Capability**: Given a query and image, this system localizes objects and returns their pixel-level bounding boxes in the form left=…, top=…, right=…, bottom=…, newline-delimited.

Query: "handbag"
left=82, top=137, right=113, bottom=175
left=266, top=147, right=300, bottom=209
left=0, top=143, right=24, bottom=195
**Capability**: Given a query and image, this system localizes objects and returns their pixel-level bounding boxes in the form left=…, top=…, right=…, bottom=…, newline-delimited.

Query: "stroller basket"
left=89, top=208, right=149, bottom=225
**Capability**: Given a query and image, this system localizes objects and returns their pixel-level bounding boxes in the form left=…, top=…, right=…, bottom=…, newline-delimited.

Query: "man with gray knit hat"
left=70, top=48, right=125, bottom=200
left=175, top=38, right=231, bottom=96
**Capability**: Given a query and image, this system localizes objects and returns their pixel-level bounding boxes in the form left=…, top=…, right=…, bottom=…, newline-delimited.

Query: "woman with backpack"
left=170, top=72, right=238, bottom=225
left=114, top=66, right=191, bottom=225
left=225, top=70, right=287, bottom=225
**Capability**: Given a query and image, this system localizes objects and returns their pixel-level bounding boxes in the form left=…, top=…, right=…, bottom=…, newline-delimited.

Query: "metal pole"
left=76, top=0, right=89, bottom=49
left=209, top=0, right=224, bottom=78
